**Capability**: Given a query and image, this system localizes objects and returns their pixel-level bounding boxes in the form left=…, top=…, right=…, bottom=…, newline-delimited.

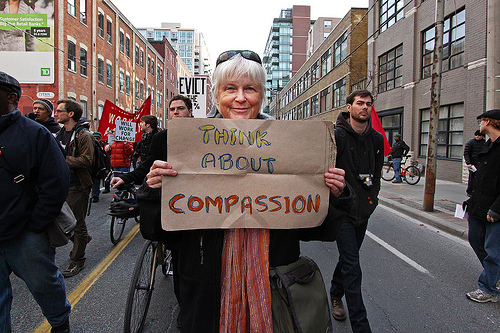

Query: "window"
left=135, top=45, right=139, bottom=64
left=98, top=104, right=103, bottom=120
left=334, top=32, right=348, bottom=66
left=147, top=57, right=151, bottom=73
left=303, top=100, right=310, bottom=119
left=324, top=20, right=332, bottom=28
left=97, top=58, right=104, bottom=83
left=67, top=0, right=75, bottom=16
left=140, top=50, right=144, bottom=67
left=311, top=61, right=319, bottom=84
left=97, top=13, right=104, bottom=37
left=119, top=71, right=124, bottom=92
left=380, top=0, right=404, bottom=33
left=106, top=19, right=112, bottom=44
left=135, top=80, right=139, bottom=99
left=106, top=63, right=112, bottom=87
left=79, top=48, right=87, bottom=76
left=67, top=41, right=76, bottom=71
left=320, top=87, right=331, bottom=113
left=140, top=82, right=144, bottom=99
left=79, top=0, right=86, bottom=24
left=379, top=109, right=403, bottom=144
left=80, top=100, right=87, bottom=118
left=422, top=9, right=465, bottom=79
left=321, top=49, right=331, bottom=77
left=126, top=37, right=130, bottom=57
left=126, top=74, right=130, bottom=95
left=419, top=104, right=464, bottom=159
left=378, top=44, right=403, bottom=93
left=119, top=31, right=124, bottom=53
left=333, top=77, right=346, bottom=108
left=151, top=59, right=154, bottom=76
left=311, top=94, right=319, bottom=116
left=296, top=103, right=302, bottom=120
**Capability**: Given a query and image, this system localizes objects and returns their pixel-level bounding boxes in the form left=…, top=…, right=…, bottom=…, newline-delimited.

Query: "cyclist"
left=388, top=133, right=409, bottom=183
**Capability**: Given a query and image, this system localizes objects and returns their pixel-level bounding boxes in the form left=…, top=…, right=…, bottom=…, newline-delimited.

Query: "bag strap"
left=0, top=150, right=36, bottom=199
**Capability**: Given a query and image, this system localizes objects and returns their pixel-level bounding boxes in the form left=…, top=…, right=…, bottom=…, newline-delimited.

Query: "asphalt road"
left=9, top=193, right=500, bottom=332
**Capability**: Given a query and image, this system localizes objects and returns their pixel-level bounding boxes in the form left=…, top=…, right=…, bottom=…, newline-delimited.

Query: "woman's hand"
left=146, top=160, right=178, bottom=188
left=324, top=167, right=346, bottom=198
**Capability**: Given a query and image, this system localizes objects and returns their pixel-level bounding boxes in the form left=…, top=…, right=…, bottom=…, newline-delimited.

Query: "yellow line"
left=34, top=224, right=140, bottom=333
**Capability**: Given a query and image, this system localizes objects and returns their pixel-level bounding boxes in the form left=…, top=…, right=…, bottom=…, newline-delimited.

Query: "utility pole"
left=486, top=0, right=500, bottom=109
left=423, top=0, right=445, bottom=212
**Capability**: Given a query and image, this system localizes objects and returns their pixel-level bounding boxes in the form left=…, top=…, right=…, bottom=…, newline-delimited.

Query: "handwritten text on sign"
left=161, top=118, right=335, bottom=230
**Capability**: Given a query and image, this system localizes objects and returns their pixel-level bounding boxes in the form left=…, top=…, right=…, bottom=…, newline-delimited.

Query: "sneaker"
left=392, top=180, right=403, bottom=183
left=92, top=197, right=99, bottom=203
left=62, top=262, right=85, bottom=278
left=331, top=297, right=346, bottom=321
left=51, top=318, right=70, bottom=333
left=466, top=289, right=498, bottom=303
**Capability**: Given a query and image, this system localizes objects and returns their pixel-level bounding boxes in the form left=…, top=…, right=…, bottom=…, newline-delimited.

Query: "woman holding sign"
left=144, top=50, right=353, bottom=332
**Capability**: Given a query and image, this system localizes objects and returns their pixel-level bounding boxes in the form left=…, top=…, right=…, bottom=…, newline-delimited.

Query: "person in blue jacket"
left=0, top=71, right=71, bottom=332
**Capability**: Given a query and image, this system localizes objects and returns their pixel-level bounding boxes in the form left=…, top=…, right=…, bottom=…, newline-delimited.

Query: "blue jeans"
left=91, top=179, right=101, bottom=198
left=393, top=157, right=402, bottom=182
left=113, top=166, right=129, bottom=177
left=468, top=215, right=500, bottom=295
left=0, top=230, right=71, bottom=331
left=330, top=219, right=372, bottom=333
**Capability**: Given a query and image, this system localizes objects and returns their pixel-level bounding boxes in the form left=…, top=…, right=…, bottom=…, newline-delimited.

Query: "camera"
left=358, top=174, right=373, bottom=189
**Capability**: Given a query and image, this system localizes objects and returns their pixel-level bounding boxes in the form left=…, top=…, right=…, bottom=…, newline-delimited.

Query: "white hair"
left=211, top=54, right=267, bottom=111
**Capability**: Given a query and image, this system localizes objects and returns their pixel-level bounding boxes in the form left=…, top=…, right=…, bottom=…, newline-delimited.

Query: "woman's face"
left=217, top=75, right=262, bottom=119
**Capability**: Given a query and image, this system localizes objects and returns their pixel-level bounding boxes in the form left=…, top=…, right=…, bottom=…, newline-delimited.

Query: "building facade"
left=6, top=0, right=179, bottom=130
left=306, top=17, right=341, bottom=58
left=268, top=8, right=368, bottom=125
left=138, top=23, right=212, bottom=77
left=367, top=0, right=488, bottom=182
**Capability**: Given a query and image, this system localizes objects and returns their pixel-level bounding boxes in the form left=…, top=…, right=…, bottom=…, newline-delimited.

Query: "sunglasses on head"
left=216, top=50, right=262, bottom=67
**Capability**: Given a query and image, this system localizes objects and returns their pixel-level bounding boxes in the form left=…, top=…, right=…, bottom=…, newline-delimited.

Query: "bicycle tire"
left=381, top=163, right=395, bottom=181
left=404, top=166, right=421, bottom=185
left=110, top=216, right=127, bottom=245
left=123, top=240, right=157, bottom=333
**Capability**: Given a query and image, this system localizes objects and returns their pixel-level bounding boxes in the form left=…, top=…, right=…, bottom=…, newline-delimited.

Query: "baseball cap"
left=0, top=71, right=21, bottom=100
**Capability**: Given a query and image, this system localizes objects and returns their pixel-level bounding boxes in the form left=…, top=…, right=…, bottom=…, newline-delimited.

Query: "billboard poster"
left=179, top=76, right=207, bottom=118
left=0, top=0, right=55, bottom=83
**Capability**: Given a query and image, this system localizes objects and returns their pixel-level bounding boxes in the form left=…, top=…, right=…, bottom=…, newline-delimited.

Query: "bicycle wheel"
left=124, top=240, right=158, bottom=333
left=404, top=166, right=421, bottom=185
left=381, top=163, right=395, bottom=181
left=160, top=245, right=173, bottom=276
left=110, top=216, right=127, bottom=245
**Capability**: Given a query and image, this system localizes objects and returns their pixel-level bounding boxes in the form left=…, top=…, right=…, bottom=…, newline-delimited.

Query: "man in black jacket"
left=0, top=71, right=71, bottom=332
left=25, top=98, right=61, bottom=134
left=388, top=133, right=409, bottom=183
left=465, top=109, right=500, bottom=303
left=329, top=90, right=384, bottom=333
left=463, top=129, right=486, bottom=195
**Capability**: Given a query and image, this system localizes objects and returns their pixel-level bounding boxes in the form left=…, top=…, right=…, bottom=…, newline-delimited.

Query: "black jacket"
left=335, top=111, right=384, bottom=226
left=0, top=110, right=70, bottom=240
left=137, top=112, right=354, bottom=332
left=463, top=137, right=485, bottom=166
left=390, top=138, right=409, bottom=158
left=467, top=138, right=500, bottom=221
left=25, top=113, right=61, bottom=133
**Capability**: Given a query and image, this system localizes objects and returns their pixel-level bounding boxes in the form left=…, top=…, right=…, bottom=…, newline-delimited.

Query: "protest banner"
left=115, top=120, right=136, bottom=141
left=179, top=76, right=207, bottom=118
left=161, top=118, right=336, bottom=231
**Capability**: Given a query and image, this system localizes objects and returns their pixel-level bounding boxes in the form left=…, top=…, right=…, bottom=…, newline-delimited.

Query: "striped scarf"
left=219, top=229, right=273, bottom=333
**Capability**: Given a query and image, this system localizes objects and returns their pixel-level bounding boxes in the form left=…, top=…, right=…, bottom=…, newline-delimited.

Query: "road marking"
left=366, top=230, right=432, bottom=277
left=34, top=224, right=140, bottom=333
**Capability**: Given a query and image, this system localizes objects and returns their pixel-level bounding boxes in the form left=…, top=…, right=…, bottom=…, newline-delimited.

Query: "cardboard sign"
left=161, top=118, right=336, bottom=231
left=115, top=119, right=136, bottom=142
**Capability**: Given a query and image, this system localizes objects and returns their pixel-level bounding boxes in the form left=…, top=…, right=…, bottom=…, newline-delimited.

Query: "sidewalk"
left=378, top=176, right=469, bottom=240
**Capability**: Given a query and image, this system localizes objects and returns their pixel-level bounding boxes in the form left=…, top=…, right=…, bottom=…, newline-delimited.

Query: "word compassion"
left=198, top=124, right=276, bottom=173
left=169, top=194, right=322, bottom=215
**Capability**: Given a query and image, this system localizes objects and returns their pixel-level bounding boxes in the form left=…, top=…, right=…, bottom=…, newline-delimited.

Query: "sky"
left=115, top=0, right=369, bottom=68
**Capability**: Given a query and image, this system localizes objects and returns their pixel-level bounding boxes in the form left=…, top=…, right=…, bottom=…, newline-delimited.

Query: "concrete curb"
left=379, top=196, right=468, bottom=241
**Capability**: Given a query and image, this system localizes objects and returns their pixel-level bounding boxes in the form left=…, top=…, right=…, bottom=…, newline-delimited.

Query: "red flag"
left=97, top=96, right=151, bottom=142
left=371, top=107, right=391, bottom=156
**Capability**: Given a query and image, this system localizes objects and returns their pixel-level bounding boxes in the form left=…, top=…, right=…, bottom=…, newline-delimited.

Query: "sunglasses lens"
left=216, top=50, right=262, bottom=67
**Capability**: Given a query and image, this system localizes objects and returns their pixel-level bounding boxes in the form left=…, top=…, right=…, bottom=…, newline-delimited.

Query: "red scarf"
left=219, top=229, right=273, bottom=332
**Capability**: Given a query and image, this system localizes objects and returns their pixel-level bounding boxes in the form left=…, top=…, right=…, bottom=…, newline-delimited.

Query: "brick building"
left=12, top=0, right=179, bottom=130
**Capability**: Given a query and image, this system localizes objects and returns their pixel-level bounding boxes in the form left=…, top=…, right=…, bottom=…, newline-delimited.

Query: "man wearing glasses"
left=466, top=109, right=500, bottom=303
left=55, top=99, right=95, bottom=278
left=0, top=71, right=71, bottom=332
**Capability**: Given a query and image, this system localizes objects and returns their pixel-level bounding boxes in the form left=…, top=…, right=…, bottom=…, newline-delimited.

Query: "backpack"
left=74, top=127, right=109, bottom=182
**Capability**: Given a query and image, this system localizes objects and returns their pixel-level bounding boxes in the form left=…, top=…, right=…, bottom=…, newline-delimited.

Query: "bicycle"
left=123, top=240, right=172, bottom=333
left=107, top=183, right=140, bottom=244
left=381, top=157, right=421, bottom=185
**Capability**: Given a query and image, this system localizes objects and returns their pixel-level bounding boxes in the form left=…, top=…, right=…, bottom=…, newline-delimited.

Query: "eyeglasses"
left=216, top=50, right=262, bottom=67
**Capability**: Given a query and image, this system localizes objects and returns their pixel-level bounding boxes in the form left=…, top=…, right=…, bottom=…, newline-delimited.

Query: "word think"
left=198, top=125, right=272, bottom=148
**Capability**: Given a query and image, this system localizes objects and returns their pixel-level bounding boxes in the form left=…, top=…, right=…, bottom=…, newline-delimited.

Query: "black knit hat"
left=0, top=71, right=21, bottom=100
left=33, top=98, right=54, bottom=115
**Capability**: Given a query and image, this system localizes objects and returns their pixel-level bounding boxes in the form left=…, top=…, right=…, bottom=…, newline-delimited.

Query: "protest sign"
left=161, top=118, right=336, bottom=231
left=115, top=119, right=136, bottom=142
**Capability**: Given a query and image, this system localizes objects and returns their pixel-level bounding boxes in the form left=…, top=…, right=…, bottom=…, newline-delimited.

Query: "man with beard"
left=329, top=90, right=384, bottom=333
